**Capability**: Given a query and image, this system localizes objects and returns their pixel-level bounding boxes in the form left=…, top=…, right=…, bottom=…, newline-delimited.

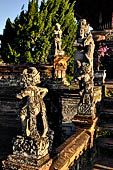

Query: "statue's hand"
left=16, top=93, right=22, bottom=99
left=42, top=128, right=48, bottom=138
left=78, top=76, right=81, bottom=80
left=40, top=88, right=48, bottom=98
left=79, top=44, right=83, bottom=47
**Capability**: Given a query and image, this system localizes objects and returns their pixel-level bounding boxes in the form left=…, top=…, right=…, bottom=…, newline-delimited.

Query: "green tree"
left=2, top=0, right=77, bottom=74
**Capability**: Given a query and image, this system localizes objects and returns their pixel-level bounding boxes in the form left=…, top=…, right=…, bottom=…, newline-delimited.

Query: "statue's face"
left=81, top=19, right=86, bottom=25
left=56, top=23, right=60, bottom=30
left=79, top=28, right=84, bottom=38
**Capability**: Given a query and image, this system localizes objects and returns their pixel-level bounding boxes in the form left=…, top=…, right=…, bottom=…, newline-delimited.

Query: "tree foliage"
left=2, top=0, right=77, bottom=74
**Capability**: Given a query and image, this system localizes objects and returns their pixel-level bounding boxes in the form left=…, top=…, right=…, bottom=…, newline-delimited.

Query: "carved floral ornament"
left=105, top=31, right=113, bottom=41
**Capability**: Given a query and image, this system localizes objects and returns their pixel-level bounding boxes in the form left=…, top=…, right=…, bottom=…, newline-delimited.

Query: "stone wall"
left=0, top=73, right=21, bottom=128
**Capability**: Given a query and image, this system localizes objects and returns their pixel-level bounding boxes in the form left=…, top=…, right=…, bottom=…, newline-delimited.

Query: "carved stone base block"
left=2, top=129, right=54, bottom=169
left=2, top=153, right=52, bottom=170
left=2, top=135, right=52, bottom=170
left=2, top=135, right=51, bottom=169
left=72, top=115, right=96, bottom=128
left=60, top=92, right=80, bottom=122
left=53, top=55, right=69, bottom=83
left=12, top=136, right=49, bottom=159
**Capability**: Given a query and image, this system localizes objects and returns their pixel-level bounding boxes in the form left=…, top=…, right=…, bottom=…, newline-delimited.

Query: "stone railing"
left=2, top=128, right=97, bottom=170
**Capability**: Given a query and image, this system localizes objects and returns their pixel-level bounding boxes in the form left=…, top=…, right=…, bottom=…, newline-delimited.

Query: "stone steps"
left=97, top=137, right=113, bottom=150
left=85, top=156, right=113, bottom=170
left=99, top=109, right=113, bottom=123
left=98, top=123, right=113, bottom=131
left=97, top=94, right=113, bottom=152
left=101, top=97, right=113, bottom=109
left=100, top=108, right=113, bottom=115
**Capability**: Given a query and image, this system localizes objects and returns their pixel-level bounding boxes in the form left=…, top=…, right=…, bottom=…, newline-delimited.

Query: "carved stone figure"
left=54, top=23, right=65, bottom=56
left=73, top=19, right=95, bottom=81
left=13, top=67, right=50, bottom=159
left=53, top=23, right=69, bottom=84
left=73, top=19, right=95, bottom=116
left=17, top=67, right=48, bottom=138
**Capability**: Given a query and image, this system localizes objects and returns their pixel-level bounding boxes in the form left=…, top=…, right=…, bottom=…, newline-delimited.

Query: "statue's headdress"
left=22, top=67, right=40, bottom=87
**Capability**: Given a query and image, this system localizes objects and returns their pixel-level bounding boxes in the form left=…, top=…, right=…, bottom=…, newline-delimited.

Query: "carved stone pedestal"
left=2, top=67, right=53, bottom=169
left=2, top=153, right=52, bottom=170
left=13, top=136, right=50, bottom=159
left=53, top=55, right=69, bottom=83
left=2, top=134, right=52, bottom=169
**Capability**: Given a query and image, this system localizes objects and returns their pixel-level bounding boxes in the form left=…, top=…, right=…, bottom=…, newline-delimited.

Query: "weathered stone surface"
left=53, top=130, right=90, bottom=170
left=2, top=154, right=52, bottom=170
left=73, top=19, right=95, bottom=118
left=97, top=137, right=113, bottom=150
left=60, top=93, right=80, bottom=122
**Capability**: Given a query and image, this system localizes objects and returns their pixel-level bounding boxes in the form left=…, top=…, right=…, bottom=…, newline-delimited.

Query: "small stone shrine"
left=53, top=23, right=69, bottom=83
left=73, top=19, right=96, bottom=125
left=2, top=67, right=52, bottom=169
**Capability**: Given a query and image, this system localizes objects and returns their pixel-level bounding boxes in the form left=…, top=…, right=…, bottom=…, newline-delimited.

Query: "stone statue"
left=17, top=67, right=48, bottom=138
left=54, top=23, right=65, bottom=56
left=73, top=19, right=95, bottom=81
left=13, top=67, right=50, bottom=159
left=73, top=19, right=95, bottom=116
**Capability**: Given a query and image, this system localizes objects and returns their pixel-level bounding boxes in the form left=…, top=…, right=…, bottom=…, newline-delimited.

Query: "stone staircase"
left=97, top=83, right=113, bottom=153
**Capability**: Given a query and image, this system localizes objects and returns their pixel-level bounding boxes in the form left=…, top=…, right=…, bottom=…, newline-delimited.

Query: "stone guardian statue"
left=13, top=67, right=51, bottom=159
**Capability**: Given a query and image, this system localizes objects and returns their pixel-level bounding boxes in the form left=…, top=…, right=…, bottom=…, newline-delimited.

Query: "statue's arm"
left=39, top=87, right=48, bottom=99
left=16, top=88, right=31, bottom=99
left=73, top=39, right=83, bottom=47
left=84, top=33, right=94, bottom=46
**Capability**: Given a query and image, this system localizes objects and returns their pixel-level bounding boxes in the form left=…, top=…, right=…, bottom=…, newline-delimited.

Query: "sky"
left=0, top=0, right=41, bottom=35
